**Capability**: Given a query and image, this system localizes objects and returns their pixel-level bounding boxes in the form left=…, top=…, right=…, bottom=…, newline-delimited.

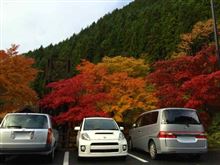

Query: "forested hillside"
left=26, top=0, right=220, bottom=97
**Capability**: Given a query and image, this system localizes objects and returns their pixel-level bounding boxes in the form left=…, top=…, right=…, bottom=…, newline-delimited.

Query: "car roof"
left=5, top=113, right=49, bottom=116
left=148, top=107, right=196, bottom=111
left=139, top=107, right=196, bottom=116
left=84, top=117, right=113, bottom=120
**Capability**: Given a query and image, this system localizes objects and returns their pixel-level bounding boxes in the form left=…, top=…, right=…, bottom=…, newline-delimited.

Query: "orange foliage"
left=77, top=56, right=157, bottom=122
left=0, top=45, right=38, bottom=117
left=172, top=19, right=219, bottom=58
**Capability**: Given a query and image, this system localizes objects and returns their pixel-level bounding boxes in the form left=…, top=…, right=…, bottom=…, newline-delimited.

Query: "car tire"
left=46, top=148, right=55, bottom=163
left=149, top=141, right=158, bottom=160
left=128, top=138, right=134, bottom=151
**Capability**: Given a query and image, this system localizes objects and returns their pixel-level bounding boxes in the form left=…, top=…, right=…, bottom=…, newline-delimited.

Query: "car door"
left=130, top=116, right=143, bottom=149
left=138, top=112, right=159, bottom=151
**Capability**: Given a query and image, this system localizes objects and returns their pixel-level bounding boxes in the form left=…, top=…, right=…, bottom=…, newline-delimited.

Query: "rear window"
left=2, top=114, right=48, bottom=129
left=162, top=109, right=201, bottom=125
left=84, top=119, right=118, bottom=130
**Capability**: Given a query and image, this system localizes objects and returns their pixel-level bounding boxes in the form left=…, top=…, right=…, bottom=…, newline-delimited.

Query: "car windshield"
left=83, top=119, right=118, bottom=130
left=162, top=109, right=201, bottom=125
left=2, top=114, right=48, bottom=129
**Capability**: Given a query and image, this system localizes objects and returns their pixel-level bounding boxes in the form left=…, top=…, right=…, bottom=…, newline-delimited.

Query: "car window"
left=2, top=114, right=48, bottom=129
left=135, top=117, right=143, bottom=127
left=162, top=109, right=201, bottom=125
left=141, top=112, right=158, bottom=126
left=150, top=112, right=158, bottom=124
left=83, top=119, right=118, bottom=130
left=140, top=114, right=149, bottom=126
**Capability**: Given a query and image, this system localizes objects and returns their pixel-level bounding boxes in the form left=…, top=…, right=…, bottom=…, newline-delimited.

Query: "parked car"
left=129, top=108, right=207, bottom=160
left=0, top=113, right=59, bottom=162
left=74, top=117, right=127, bottom=159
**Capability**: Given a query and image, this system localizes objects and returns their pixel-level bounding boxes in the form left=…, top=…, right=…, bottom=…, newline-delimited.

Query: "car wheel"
left=149, top=141, right=158, bottom=160
left=128, top=138, right=134, bottom=151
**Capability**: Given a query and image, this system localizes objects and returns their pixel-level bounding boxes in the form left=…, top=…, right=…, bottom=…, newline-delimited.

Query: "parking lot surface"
left=0, top=149, right=219, bottom=165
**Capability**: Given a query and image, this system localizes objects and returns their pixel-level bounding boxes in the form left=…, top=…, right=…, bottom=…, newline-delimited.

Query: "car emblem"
left=103, top=136, right=106, bottom=139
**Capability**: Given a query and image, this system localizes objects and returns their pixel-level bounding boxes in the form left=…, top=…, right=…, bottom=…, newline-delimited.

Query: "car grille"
left=90, top=149, right=119, bottom=153
left=91, top=143, right=118, bottom=146
left=95, top=132, right=113, bottom=134
left=90, top=142, right=119, bottom=153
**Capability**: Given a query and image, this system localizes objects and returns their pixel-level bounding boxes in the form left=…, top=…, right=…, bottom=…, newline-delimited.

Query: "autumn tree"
left=40, top=73, right=109, bottom=123
left=147, top=45, right=219, bottom=128
left=172, top=19, right=220, bottom=58
left=97, top=56, right=150, bottom=77
left=181, top=70, right=220, bottom=129
left=182, top=71, right=220, bottom=110
left=40, top=56, right=157, bottom=124
left=101, top=72, right=157, bottom=123
left=0, top=45, right=38, bottom=117
left=78, top=56, right=157, bottom=123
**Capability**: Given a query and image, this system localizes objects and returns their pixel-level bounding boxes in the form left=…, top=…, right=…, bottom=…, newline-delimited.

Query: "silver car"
left=0, top=113, right=59, bottom=162
left=129, top=108, right=207, bottom=160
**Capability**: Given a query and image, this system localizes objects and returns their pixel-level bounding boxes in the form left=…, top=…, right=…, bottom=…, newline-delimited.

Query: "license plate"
left=13, top=132, right=32, bottom=140
left=177, top=136, right=196, bottom=143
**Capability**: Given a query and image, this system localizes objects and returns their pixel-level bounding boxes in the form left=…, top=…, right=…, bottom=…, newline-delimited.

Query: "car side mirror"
left=74, top=126, right=80, bottom=131
left=120, top=127, right=124, bottom=131
left=132, top=123, right=137, bottom=128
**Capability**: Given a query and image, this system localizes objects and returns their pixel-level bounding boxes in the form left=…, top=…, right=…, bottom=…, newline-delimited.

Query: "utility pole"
left=210, top=0, right=220, bottom=67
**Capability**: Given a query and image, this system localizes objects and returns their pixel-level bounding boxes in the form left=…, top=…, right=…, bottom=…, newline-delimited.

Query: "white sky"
left=0, top=0, right=133, bottom=53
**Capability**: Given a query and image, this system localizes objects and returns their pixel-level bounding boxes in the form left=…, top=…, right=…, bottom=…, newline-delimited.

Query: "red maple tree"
left=40, top=73, right=109, bottom=123
left=146, top=45, right=219, bottom=128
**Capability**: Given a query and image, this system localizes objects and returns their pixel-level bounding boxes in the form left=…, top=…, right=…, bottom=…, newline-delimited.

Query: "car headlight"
left=118, top=132, right=125, bottom=140
left=81, top=133, right=90, bottom=141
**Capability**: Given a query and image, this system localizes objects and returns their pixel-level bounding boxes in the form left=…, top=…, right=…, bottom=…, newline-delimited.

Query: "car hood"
left=82, top=130, right=121, bottom=140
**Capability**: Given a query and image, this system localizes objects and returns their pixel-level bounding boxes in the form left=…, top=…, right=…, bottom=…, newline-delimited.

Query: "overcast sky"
left=0, top=0, right=133, bottom=53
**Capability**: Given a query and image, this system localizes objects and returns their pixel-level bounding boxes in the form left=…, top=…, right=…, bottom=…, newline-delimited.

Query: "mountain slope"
left=26, top=0, right=220, bottom=97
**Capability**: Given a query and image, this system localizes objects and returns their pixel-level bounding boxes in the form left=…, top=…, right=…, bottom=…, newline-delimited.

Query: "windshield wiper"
left=7, top=125, right=22, bottom=129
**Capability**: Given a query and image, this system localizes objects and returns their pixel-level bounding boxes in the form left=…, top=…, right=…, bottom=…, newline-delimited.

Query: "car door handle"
left=138, top=130, right=142, bottom=133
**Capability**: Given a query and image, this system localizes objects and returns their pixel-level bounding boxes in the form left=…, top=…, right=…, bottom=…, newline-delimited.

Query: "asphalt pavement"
left=0, top=149, right=219, bottom=165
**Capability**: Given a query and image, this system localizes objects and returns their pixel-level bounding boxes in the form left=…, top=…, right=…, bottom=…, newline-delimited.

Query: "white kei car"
left=74, top=117, right=127, bottom=159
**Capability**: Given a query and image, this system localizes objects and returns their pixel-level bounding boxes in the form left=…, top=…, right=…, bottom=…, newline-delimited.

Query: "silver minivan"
left=129, top=108, right=207, bottom=160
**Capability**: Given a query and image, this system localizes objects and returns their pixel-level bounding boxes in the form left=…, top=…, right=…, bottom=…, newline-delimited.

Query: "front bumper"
left=78, top=139, right=128, bottom=157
